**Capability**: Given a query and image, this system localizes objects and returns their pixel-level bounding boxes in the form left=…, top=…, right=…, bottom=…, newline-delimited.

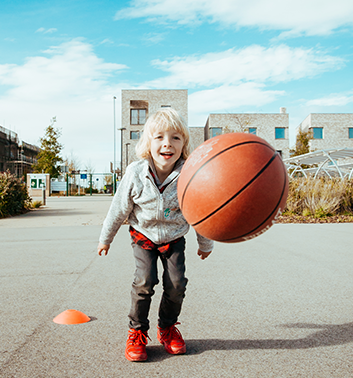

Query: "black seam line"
left=220, top=157, right=288, bottom=242
left=180, top=141, right=275, bottom=211
left=191, top=151, right=279, bottom=227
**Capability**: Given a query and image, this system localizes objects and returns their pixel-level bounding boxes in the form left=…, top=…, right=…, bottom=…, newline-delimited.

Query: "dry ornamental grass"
left=278, top=177, right=353, bottom=223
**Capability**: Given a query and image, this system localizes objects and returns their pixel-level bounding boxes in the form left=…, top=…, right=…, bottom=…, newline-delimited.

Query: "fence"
left=50, top=173, right=119, bottom=196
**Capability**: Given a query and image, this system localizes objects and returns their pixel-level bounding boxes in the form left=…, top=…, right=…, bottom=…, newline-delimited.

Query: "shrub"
left=32, top=201, right=42, bottom=208
left=284, top=177, right=353, bottom=217
left=85, top=188, right=98, bottom=194
left=0, top=171, right=32, bottom=218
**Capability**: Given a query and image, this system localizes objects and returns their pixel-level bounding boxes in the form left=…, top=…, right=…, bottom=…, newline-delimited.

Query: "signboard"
left=27, top=173, right=49, bottom=203
left=30, top=174, right=47, bottom=189
left=81, top=174, right=87, bottom=180
left=51, top=181, right=67, bottom=192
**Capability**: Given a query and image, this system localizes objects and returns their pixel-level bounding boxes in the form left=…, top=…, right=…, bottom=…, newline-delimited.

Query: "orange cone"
left=53, top=309, right=91, bottom=325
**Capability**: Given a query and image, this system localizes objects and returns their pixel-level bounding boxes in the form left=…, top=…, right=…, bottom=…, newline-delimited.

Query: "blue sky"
left=1, top=0, right=353, bottom=172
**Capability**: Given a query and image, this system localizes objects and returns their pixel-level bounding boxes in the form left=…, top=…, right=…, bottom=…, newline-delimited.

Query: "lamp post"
left=113, top=96, right=117, bottom=194
left=118, top=127, right=126, bottom=178
left=126, top=143, right=130, bottom=168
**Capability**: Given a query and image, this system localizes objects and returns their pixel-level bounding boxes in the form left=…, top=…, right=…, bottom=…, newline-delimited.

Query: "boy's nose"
left=163, top=138, right=172, bottom=146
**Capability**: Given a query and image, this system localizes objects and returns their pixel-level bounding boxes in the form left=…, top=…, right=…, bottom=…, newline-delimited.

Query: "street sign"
left=39, top=179, right=45, bottom=188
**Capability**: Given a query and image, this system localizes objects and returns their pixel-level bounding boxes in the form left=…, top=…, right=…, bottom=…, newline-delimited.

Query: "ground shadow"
left=144, top=345, right=173, bottom=362
left=184, top=322, right=353, bottom=355
left=18, top=209, right=91, bottom=218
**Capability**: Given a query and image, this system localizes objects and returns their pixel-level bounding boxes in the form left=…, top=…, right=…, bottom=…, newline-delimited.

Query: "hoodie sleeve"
left=98, top=165, right=136, bottom=245
left=195, top=231, right=214, bottom=252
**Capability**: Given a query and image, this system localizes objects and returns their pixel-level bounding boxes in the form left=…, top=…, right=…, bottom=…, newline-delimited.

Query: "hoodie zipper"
left=147, top=171, right=179, bottom=244
left=147, top=173, right=164, bottom=243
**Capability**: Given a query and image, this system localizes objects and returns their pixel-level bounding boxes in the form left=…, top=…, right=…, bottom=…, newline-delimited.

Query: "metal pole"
left=119, top=127, right=126, bottom=179
left=121, top=129, right=123, bottom=179
left=126, top=143, right=130, bottom=168
left=66, top=173, right=69, bottom=197
left=113, top=96, right=116, bottom=194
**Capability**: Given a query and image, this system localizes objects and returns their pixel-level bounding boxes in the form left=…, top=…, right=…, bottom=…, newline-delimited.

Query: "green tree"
left=33, top=118, right=63, bottom=178
left=290, top=127, right=313, bottom=157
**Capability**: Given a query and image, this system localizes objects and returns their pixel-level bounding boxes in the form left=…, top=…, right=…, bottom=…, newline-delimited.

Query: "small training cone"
left=53, top=309, right=91, bottom=325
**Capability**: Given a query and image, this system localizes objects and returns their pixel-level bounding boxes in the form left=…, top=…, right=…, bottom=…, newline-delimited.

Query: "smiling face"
left=150, top=129, right=184, bottom=182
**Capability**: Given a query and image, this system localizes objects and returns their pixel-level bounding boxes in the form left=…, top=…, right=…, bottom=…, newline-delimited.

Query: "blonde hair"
left=135, top=108, right=191, bottom=160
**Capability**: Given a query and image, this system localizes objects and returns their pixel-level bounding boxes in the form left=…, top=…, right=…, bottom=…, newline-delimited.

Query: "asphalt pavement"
left=1, top=196, right=353, bottom=378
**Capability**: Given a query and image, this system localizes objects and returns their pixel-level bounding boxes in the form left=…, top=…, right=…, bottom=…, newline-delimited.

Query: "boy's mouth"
left=160, top=152, right=174, bottom=159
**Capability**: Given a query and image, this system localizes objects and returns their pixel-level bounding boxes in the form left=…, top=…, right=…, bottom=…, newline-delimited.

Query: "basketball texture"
left=177, top=133, right=289, bottom=243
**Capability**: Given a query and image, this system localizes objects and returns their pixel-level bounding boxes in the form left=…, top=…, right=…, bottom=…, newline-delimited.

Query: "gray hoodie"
left=99, top=158, right=214, bottom=252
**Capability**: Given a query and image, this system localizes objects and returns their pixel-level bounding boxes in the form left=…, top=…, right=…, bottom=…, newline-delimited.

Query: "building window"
left=312, top=127, right=323, bottom=139
left=210, top=128, right=222, bottom=138
left=349, top=128, right=353, bottom=139
left=130, top=131, right=140, bottom=140
left=275, top=127, right=285, bottom=139
left=130, top=109, right=146, bottom=125
left=249, top=127, right=257, bottom=135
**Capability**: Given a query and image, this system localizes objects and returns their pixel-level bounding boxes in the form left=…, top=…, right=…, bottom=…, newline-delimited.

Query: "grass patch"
left=31, top=201, right=43, bottom=209
left=282, top=177, right=353, bottom=222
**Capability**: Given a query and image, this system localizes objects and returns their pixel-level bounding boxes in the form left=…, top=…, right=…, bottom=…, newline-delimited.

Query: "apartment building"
left=204, top=108, right=290, bottom=159
left=0, top=125, right=40, bottom=177
left=298, top=113, right=353, bottom=151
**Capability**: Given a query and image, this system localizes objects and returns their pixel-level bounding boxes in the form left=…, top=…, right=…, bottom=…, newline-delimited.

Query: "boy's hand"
left=197, top=249, right=212, bottom=260
left=98, top=243, right=110, bottom=256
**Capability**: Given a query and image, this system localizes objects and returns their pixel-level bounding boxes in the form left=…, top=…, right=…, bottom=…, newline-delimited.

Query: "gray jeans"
left=128, top=237, right=188, bottom=331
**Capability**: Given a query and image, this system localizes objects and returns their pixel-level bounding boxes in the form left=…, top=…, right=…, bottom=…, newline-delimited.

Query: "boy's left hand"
left=197, top=249, right=212, bottom=260
left=98, top=242, right=110, bottom=256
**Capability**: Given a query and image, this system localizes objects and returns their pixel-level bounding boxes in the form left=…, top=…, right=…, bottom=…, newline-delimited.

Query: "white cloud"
left=188, top=83, right=284, bottom=125
left=0, top=39, right=128, bottom=172
left=0, top=39, right=127, bottom=102
left=36, top=27, right=58, bottom=34
left=115, top=0, right=353, bottom=36
left=142, top=32, right=166, bottom=44
left=147, top=45, right=344, bottom=89
left=45, top=28, right=58, bottom=34
left=100, top=38, right=114, bottom=45
left=139, top=44, right=346, bottom=122
left=306, top=93, right=353, bottom=107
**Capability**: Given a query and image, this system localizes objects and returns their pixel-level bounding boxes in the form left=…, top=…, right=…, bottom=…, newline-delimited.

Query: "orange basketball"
left=178, top=133, right=289, bottom=243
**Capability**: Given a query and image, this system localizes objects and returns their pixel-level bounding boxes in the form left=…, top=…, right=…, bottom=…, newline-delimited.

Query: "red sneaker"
left=157, top=322, right=186, bottom=355
left=125, top=329, right=149, bottom=362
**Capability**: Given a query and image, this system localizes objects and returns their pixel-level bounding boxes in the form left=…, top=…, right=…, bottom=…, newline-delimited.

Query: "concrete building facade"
left=298, top=113, right=353, bottom=151
left=205, top=108, right=290, bottom=159
left=189, top=126, right=205, bottom=151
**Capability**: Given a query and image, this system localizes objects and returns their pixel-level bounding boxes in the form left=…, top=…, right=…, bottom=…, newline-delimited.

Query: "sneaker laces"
left=128, top=329, right=151, bottom=346
left=159, top=322, right=183, bottom=343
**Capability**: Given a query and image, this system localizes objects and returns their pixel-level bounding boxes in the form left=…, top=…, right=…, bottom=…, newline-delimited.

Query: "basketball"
left=177, top=133, right=289, bottom=243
